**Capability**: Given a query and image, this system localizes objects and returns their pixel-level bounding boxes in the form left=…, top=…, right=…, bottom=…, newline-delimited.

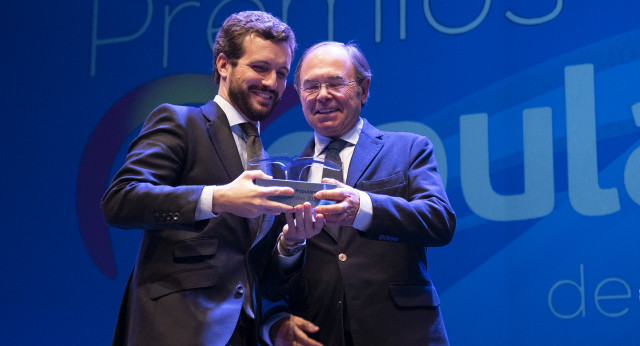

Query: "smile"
left=317, top=108, right=339, bottom=114
left=252, top=90, right=274, bottom=100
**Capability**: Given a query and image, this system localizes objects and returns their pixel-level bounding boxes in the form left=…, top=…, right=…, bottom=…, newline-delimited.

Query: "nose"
left=262, top=70, right=277, bottom=89
left=316, top=84, right=332, bottom=101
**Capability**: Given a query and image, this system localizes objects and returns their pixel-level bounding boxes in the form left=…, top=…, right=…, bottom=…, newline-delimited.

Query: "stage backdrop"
left=2, top=1, right=639, bottom=344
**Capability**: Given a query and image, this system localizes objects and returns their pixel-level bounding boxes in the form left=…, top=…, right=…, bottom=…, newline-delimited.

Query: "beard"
left=227, top=77, right=280, bottom=122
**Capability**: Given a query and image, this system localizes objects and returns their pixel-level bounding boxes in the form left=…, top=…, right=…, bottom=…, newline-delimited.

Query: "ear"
left=216, top=53, right=230, bottom=80
left=359, top=78, right=371, bottom=105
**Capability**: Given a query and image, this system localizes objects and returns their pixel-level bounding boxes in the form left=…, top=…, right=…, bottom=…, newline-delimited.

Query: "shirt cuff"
left=353, top=190, right=373, bottom=231
left=261, top=313, right=291, bottom=346
left=276, top=233, right=304, bottom=270
left=195, top=185, right=217, bottom=221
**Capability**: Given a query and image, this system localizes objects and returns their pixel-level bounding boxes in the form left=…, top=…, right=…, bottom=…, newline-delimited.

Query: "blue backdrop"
left=2, top=1, right=639, bottom=344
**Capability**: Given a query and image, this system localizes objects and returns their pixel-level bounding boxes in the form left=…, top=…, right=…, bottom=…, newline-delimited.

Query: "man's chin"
left=245, top=106, right=274, bottom=122
left=246, top=114, right=270, bottom=122
left=248, top=101, right=279, bottom=121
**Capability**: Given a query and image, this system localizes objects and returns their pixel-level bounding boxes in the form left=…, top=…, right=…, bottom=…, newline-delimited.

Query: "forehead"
left=239, top=34, right=292, bottom=66
left=300, top=45, right=354, bottom=79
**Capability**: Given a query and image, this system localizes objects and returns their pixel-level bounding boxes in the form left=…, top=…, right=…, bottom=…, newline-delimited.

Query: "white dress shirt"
left=195, top=95, right=259, bottom=221
left=309, top=118, right=373, bottom=231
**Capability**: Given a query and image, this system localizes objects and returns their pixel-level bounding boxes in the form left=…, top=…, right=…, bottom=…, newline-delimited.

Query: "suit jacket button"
left=338, top=253, right=347, bottom=262
left=235, top=285, right=245, bottom=297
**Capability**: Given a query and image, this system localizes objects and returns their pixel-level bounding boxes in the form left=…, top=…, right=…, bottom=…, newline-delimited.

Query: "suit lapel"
left=337, top=121, right=383, bottom=243
left=252, top=214, right=275, bottom=247
left=346, top=120, right=383, bottom=188
left=201, top=101, right=256, bottom=245
left=292, top=138, right=316, bottom=181
left=201, top=101, right=244, bottom=181
left=299, top=137, right=316, bottom=158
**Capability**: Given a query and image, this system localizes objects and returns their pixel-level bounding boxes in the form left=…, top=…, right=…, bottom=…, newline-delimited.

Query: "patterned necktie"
left=239, top=122, right=263, bottom=171
left=322, top=139, right=348, bottom=183
left=322, top=139, right=348, bottom=240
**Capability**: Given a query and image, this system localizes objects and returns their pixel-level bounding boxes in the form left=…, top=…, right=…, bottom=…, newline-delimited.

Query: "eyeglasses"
left=300, top=79, right=355, bottom=97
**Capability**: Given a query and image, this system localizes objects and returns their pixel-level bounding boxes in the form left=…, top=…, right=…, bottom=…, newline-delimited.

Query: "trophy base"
left=255, top=178, right=337, bottom=207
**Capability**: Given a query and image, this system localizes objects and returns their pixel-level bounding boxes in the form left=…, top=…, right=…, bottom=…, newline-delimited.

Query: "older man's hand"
left=313, top=178, right=360, bottom=227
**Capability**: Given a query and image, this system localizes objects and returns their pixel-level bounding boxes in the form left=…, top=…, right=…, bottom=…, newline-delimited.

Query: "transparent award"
left=251, top=155, right=341, bottom=207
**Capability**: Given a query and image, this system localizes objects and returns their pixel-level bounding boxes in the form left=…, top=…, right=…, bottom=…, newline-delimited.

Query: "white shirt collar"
left=214, top=95, right=260, bottom=134
left=314, top=118, right=363, bottom=156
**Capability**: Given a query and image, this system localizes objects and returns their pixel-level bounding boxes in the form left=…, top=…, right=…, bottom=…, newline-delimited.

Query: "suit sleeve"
left=101, top=104, right=206, bottom=231
left=252, top=215, right=304, bottom=298
left=358, top=135, right=455, bottom=247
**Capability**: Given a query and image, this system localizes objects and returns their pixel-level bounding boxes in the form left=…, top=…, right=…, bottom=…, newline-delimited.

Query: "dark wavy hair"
left=212, top=11, right=297, bottom=84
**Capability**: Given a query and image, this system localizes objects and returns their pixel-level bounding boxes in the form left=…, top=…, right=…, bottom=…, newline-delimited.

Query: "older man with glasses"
left=262, top=41, right=457, bottom=346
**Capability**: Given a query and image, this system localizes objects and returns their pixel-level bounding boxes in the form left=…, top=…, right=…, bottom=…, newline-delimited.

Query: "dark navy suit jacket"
left=264, top=119, right=456, bottom=346
left=102, top=100, right=295, bottom=346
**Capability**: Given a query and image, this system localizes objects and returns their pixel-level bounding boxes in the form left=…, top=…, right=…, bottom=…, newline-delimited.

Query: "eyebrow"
left=303, top=75, right=347, bottom=82
left=250, top=60, right=290, bottom=75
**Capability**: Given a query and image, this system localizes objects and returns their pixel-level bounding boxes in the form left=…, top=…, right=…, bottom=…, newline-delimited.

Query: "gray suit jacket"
left=102, top=100, right=295, bottom=345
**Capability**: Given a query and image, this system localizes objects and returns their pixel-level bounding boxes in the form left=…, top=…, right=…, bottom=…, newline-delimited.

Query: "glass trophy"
left=252, top=155, right=340, bottom=207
